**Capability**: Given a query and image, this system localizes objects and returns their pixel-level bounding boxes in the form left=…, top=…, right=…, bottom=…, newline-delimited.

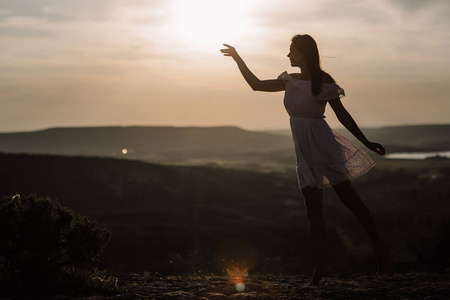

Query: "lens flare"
left=235, top=282, right=245, bottom=292
left=214, top=239, right=258, bottom=293
left=226, top=265, right=248, bottom=292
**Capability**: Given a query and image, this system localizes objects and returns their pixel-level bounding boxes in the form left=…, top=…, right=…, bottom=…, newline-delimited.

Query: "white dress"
left=278, top=71, right=375, bottom=189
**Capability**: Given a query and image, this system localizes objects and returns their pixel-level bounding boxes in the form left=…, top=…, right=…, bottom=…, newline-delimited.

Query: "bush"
left=0, top=194, right=112, bottom=297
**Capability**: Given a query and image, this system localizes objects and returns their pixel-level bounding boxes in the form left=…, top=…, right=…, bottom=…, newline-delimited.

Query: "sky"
left=1, top=0, right=449, bottom=132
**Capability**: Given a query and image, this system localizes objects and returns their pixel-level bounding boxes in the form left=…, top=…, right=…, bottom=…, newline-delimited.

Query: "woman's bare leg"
left=301, top=186, right=327, bottom=286
left=332, top=180, right=390, bottom=274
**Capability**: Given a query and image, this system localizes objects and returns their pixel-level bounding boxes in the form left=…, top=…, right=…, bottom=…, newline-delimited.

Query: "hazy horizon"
left=1, top=122, right=450, bottom=134
left=1, top=0, right=449, bottom=132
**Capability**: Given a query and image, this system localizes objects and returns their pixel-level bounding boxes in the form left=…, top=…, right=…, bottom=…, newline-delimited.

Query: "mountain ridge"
left=0, top=125, right=293, bottom=157
left=0, top=124, right=448, bottom=166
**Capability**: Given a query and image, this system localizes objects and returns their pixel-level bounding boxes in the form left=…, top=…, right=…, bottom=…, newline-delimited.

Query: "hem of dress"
left=298, top=161, right=375, bottom=190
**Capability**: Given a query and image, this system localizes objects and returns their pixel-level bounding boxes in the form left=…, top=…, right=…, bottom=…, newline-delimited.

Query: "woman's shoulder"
left=278, top=71, right=302, bottom=82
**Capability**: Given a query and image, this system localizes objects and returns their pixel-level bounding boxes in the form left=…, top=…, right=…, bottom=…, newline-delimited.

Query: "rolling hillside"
left=0, top=153, right=448, bottom=274
left=0, top=126, right=293, bottom=157
left=0, top=153, right=305, bottom=273
left=1, top=124, right=448, bottom=172
left=0, top=125, right=448, bottom=162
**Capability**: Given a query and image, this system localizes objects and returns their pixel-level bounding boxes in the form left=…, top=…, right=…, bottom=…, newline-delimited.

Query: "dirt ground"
left=54, top=272, right=449, bottom=300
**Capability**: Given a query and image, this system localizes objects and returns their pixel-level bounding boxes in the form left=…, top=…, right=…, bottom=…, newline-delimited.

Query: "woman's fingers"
left=220, top=44, right=231, bottom=52
left=220, top=44, right=234, bottom=52
left=376, top=143, right=385, bottom=156
left=220, top=44, right=238, bottom=58
left=367, top=142, right=385, bottom=156
left=221, top=43, right=240, bottom=61
left=376, top=148, right=382, bottom=155
left=373, top=143, right=385, bottom=156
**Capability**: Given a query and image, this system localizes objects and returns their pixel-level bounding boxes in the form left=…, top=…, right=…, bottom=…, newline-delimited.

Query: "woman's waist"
left=284, top=99, right=326, bottom=119
left=289, top=117, right=331, bottom=136
left=285, top=107, right=325, bottom=119
left=289, top=115, right=325, bottom=120
left=289, top=116, right=329, bottom=128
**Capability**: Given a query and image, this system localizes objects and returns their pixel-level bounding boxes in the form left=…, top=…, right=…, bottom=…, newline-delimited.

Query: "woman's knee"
left=302, top=186, right=323, bottom=212
left=333, top=181, right=360, bottom=205
left=332, top=180, right=353, bottom=194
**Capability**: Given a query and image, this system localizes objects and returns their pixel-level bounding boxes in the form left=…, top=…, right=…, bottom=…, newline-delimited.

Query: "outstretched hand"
left=220, top=43, right=239, bottom=61
left=365, top=141, right=386, bottom=156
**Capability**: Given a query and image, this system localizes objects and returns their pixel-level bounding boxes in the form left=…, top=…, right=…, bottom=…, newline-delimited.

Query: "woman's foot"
left=309, top=271, right=323, bottom=286
left=308, top=266, right=330, bottom=286
left=374, top=242, right=391, bottom=275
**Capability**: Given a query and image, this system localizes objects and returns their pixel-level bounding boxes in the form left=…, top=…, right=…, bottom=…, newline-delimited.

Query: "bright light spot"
left=226, top=265, right=248, bottom=293
left=122, top=148, right=128, bottom=154
left=235, top=282, right=245, bottom=292
left=169, top=0, right=254, bottom=50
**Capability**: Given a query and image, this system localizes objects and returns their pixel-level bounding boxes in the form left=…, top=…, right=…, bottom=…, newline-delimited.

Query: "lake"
left=385, top=151, right=450, bottom=160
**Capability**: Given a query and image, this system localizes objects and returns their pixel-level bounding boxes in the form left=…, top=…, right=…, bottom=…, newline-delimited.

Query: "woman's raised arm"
left=221, top=44, right=285, bottom=92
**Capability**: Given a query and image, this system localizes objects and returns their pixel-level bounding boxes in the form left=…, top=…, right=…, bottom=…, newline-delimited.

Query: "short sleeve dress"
left=278, top=71, right=374, bottom=189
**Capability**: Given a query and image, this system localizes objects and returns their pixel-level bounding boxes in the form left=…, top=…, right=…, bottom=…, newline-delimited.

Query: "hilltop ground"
left=53, top=272, right=449, bottom=300
left=0, top=152, right=449, bottom=299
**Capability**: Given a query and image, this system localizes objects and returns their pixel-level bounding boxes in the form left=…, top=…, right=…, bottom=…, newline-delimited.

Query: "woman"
left=221, top=34, right=390, bottom=286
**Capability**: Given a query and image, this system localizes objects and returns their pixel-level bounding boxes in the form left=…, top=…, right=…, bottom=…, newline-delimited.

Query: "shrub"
left=0, top=194, right=112, bottom=297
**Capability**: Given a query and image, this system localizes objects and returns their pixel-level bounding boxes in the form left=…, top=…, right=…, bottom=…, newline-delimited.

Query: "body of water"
left=385, top=151, right=450, bottom=160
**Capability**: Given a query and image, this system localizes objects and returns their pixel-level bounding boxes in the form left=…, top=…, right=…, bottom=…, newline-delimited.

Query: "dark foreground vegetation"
left=0, top=152, right=449, bottom=298
left=0, top=194, right=113, bottom=298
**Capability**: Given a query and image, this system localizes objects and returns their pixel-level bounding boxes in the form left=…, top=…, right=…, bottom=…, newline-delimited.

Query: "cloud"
left=390, top=0, right=446, bottom=12
left=0, top=0, right=122, bottom=23
left=0, top=0, right=74, bottom=22
left=0, top=26, right=54, bottom=38
left=0, top=0, right=449, bottom=131
left=0, top=0, right=169, bottom=23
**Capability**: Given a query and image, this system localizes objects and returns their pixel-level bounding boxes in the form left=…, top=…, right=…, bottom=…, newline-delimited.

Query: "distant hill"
left=0, top=126, right=293, bottom=159
left=0, top=125, right=448, bottom=169
left=268, top=124, right=450, bottom=152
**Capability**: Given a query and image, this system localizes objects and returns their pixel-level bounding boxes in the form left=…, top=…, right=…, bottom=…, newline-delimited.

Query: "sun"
left=168, top=0, right=254, bottom=50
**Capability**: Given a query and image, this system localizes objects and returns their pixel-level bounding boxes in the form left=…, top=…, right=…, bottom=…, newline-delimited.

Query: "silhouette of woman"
left=221, top=35, right=390, bottom=286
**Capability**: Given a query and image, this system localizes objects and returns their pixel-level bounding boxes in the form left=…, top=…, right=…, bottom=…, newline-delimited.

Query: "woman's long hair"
left=291, top=34, right=333, bottom=95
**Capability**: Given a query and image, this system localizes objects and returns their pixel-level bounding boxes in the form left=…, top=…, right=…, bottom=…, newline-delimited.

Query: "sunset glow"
left=0, top=1, right=449, bottom=132
left=168, top=0, right=253, bottom=50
